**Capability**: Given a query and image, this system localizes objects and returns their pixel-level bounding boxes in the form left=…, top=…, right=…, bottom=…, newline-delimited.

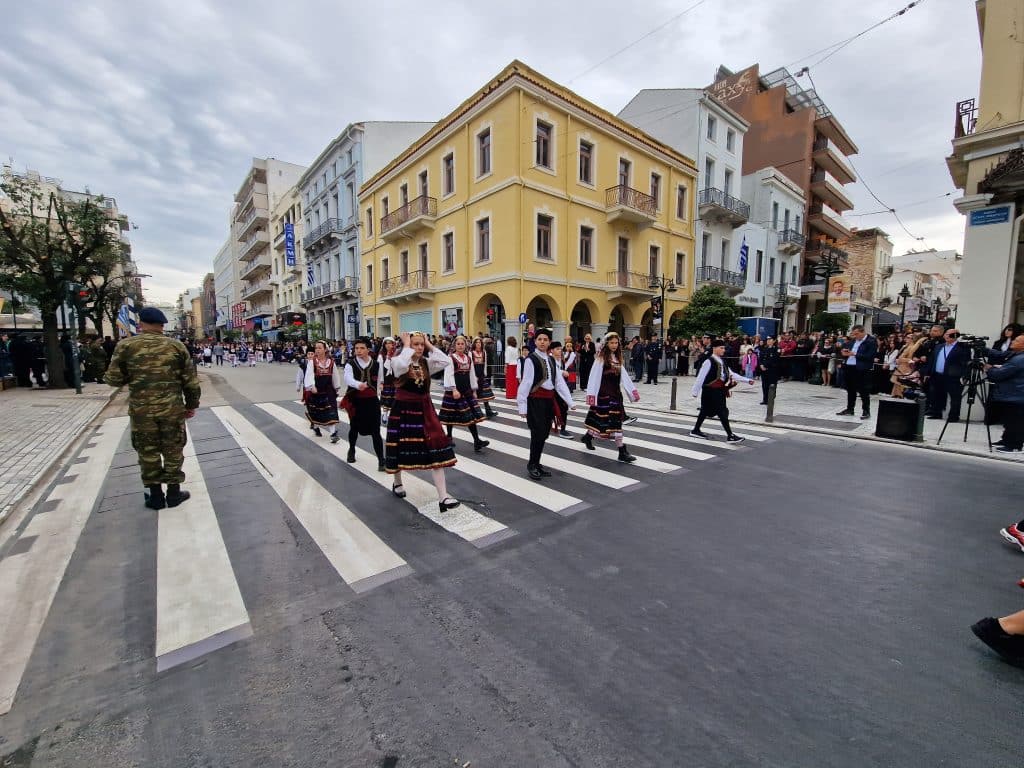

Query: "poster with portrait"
left=827, top=277, right=851, bottom=313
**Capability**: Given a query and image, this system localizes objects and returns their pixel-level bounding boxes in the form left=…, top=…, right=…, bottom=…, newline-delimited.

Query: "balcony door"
left=418, top=242, right=428, bottom=274
left=400, top=250, right=409, bottom=280
left=618, top=159, right=631, bottom=188
left=617, top=237, right=629, bottom=285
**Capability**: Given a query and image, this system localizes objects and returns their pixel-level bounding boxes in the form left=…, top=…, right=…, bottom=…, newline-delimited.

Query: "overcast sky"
left=0, top=0, right=980, bottom=304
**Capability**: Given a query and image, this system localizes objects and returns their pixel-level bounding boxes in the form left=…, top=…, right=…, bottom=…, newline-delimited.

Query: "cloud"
left=1, top=0, right=980, bottom=303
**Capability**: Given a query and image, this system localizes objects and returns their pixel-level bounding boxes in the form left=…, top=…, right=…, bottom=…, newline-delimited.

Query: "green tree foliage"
left=0, top=174, right=121, bottom=386
left=668, top=285, right=741, bottom=339
left=809, top=311, right=851, bottom=335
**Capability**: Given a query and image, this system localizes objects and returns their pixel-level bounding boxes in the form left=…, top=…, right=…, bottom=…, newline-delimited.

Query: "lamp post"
left=647, top=275, right=678, bottom=343
left=898, top=283, right=912, bottom=329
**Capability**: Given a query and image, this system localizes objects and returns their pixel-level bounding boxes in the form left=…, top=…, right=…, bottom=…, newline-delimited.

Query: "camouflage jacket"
left=105, top=333, right=201, bottom=413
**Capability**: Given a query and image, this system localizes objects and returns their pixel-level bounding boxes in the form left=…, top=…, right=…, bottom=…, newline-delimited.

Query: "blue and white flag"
left=116, top=296, right=137, bottom=338
left=306, top=259, right=315, bottom=287
left=738, top=236, right=749, bottom=274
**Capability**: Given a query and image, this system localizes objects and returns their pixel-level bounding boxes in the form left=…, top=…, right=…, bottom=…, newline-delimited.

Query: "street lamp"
left=898, top=283, right=912, bottom=328
left=647, top=275, right=678, bottom=343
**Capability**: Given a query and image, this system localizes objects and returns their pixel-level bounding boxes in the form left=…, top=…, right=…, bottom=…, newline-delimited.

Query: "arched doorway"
left=526, top=295, right=554, bottom=329
left=641, top=307, right=655, bottom=341
left=473, top=292, right=506, bottom=339
left=668, top=309, right=684, bottom=340
left=570, top=299, right=597, bottom=342
left=608, top=303, right=634, bottom=338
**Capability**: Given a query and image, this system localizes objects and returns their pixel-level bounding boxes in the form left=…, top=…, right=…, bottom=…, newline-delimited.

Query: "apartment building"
left=359, top=61, right=697, bottom=342
left=844, top=227, right=894, bottom=330
left=890, top=249, right=962, bottom=324
left=946, top=0, right=1024, bottom=331
left=213, top=236, right=236, bottom=336
left=298, top=121, right=434, bottom=341
left=707, top=65, right=858, bottom=325
left=269, top=184, right=306, bottom=336
left=233, top=157, right=305, bottom=335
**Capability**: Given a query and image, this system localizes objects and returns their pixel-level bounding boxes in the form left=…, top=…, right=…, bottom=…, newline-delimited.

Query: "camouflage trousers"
left=130, top=412, right=188, bottom=485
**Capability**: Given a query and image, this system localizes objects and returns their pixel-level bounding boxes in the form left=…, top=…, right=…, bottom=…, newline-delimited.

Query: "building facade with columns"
left=358, top=60, right=697, bottom=344
left=269, top=184, right=305, bottom=336
left=299, top=121, right=434, bottom=341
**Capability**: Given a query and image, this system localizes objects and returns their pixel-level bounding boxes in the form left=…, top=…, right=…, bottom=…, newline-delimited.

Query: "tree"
left=809, top=311, right=851, bottom=335
left=668, top=285, right=742, bottom=339
left=0, top=174, right=120, bottom=386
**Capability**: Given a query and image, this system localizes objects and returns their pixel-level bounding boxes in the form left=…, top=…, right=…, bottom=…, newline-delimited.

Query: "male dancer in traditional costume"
left=342, top=337, right=385, bottom=471
left=515, top=328, right=574, bottom=480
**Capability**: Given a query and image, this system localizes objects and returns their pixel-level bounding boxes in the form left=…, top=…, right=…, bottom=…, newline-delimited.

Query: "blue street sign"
left=518, top=312, right=528, bottom=324
left=284, top=222, right=296, bottom=266
left=969, top=206, right=1011, bottom=227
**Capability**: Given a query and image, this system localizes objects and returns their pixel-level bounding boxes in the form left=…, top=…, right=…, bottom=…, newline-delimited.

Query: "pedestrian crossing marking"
left=257, top=403, right=516, bottom=549
left=211, top=406, right=412, bottom=593
left=155, top=426, right=252, bottom=672
left=0, top=416, right=129, bottom=715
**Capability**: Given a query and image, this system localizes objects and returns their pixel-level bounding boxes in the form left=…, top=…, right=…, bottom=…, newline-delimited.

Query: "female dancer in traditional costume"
left=342, top=337, right=385, bottom=470
left=439, top=336, right=490, bottom=452
left=303, top=340, right=341, bottom=443
left=582, top=332, right=639, bottom=462
left=386, top=332, right=460, bottom=510
left=470, top=337, right=497, bottom=419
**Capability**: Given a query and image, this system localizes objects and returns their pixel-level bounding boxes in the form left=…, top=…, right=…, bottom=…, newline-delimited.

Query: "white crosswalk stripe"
left=212, top=406, right=412, bottom=593
left=257, top=403, right=516, bottom=548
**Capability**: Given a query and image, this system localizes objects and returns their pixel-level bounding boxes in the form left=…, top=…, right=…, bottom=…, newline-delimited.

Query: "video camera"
left=956, top=334, right=990, bottom=368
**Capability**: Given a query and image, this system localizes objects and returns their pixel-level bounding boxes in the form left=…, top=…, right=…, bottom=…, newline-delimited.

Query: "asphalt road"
left=0, top=362, right=1020, bottom=767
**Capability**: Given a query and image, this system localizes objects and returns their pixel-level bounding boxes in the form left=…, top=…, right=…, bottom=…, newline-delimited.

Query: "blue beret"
left=138, top=307, right=168, bottom=324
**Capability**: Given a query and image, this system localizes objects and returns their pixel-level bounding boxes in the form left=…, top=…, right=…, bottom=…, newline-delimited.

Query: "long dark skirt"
left=438, top=391, right=485, bottom=426
left=584, top=393, right=624, bottom=438
left=307, top=390, right=339, bottom=426
left=385, top=391, right=457, bottom=473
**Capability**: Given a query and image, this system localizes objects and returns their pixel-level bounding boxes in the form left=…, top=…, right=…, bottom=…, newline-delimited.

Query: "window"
left=755, top=249, right=763, bottom=282
left=579, top=226, right=594, bottom=268
left=476, top=217, right=490, bottom=263
left=321, top=172, right=327, bottom=189
left=477, top=129, right=491, bottom=176
left=443, top=232, right=454, bottom=272
left=772, top=201, right=779, bottom=229
left=536, top=214, right=553, bottom=260
left=704, top=157, right=715, bottom=188
left=723, top=169, right=733, bottom=196
left=792, top=264, right=798, bottom=284
left=442, top=153, right=454, bottom=196
left=400, top=183, right=408, bottom=206
left=649, top=245, right=660, bottom=278
left=381, top=258, right=389, bottom=282
left=418, top=171, right=428, bottom=198
left=707, top=115, right=717, bottom=141
left=366, top=207, right=373, bottom=237
left=783, top=209, right=790, bottom=232
left=382, top=196, right=389, bottom=218
left=675, top=185, right=687, bottom=219
left=347, top=183, right=355, bottom=216
left=579, top=140, right=593, bottom=184
left=399, top=250, right=409, bottom=279
left=367, top=264, right=374, bottom=293
left=618, top=158, right=631, bottom=188
left=720, top=238, right=730, bottom=269
left=536, top=121, right=552, bottom=168
left=726, top=128, right=735, bottom=152
left=701, top=232, right=710, bottom=267
left=795, top=214, right=802, bottom=233
left=675, top=252, right=686, bottom=285
left=650, top=173, right=661, bottom=209
left=418, top=242, right=428, bottom=273
left=347, top=148, right=353, bottom=167
left=769, top=256, right=776, bottom=284
left=617, top=237, right=629, bottom=273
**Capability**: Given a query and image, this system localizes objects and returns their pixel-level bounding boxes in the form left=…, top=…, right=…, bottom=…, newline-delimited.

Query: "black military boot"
left=618, top=445, right=636, bottom=463
left=166, top=483, right=191, bottom=508
left=485, top=403, right=497, bottom=419
left=144, top=484, right=166, bottom=510
left=581, top=432, right=595, bottom=450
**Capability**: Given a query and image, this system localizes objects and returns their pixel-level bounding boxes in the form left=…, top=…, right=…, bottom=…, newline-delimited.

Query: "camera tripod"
left=937, top=359, right=992, bottom=450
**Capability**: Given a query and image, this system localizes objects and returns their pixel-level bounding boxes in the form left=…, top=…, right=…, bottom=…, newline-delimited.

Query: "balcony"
left=303, top=218, right=345, bottom=251
left=381, top=196, right=437, bottom=243
left=778, top=228, right=805, bottom=255
left=953, top=98, right=978, bottom=139
left=808, top=202, right=852, bottom=241
left=239, top=230, right=270, bottom=261
left=379, top=269, right=436, bottom=302
left=696, top=265, right=746, bottom=294
left=812, top=138, right=856, bottom=184
left=240, top=278, right=273, bottom=301
left=273, top=229, right=286, bottom=252
left=239, top=251, right=272, bottom=281
left=697, top=188, right=750, bottom=227
left=300, top=276, right=360, bottom=305
left=605, top=270, right=657, bottom=299
left=236, top=204, right=269, bottom=242
left=243, top=304, right=273, bottom=320
left=235, top=177, right=268, bottom=209
left=605, top=185, right=657, bottom=228
left=810, top=170, right=854, bottom=212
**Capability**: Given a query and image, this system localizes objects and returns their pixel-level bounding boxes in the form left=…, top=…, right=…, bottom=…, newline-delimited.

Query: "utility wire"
left=846, top=191, right=954, bottom=217
left=787, top=0, right=925, bottom=70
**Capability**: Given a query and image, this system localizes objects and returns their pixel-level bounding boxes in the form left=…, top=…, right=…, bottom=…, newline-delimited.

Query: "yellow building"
left=359, top=60, right=697, bottom=343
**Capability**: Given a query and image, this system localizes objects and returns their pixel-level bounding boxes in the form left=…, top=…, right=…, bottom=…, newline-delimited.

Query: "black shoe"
left=165, top=484, right=190, bottom=508
left=689, top=429, right=709, bottom=439
left=624, top=416, right=639, bottom=425
left=331, top=433, right=340, bottom=444
left=347, top=448, right=356, bottom=463
left=485, top=407, right=497, bottom=420
left=758, top=401, right=767, bottom=405
left=726, top=434, right=745, bottom=443
left=996, top=445, right=1022, bottom=453
left=971, top=617, right=1024, bottom=664
left=860, top=411, right=871, bottom=420
left=581, top=432, right=595, bottom=450
left=617, top=446, right=636, bottom=463
left=527, top=464, right=543, bottom=480
left=314, top=427, right=322, bottom=437
left=474, top=440, right=490, bottom=453
left=836, top=409, right=855, bottom=416
left=144, top=485, right=166, bottom=510
left=377, top=462, right=386, bottom=472
left=559, top=429, right=573, bottom=438
left=439, top=497, right=461, bottom=512
left=392, top=483, right=406, bottom=498
left=537, top=465, right=552, bottom=477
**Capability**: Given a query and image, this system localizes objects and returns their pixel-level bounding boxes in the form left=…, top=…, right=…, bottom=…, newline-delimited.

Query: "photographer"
left=985, top=332, right=1024, bottom=454
left=925, top=329, right=971, bottom=422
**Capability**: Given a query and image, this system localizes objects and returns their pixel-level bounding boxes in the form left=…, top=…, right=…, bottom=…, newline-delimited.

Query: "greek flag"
left=738, top=236, right=749, bottom=274
left=306, top=259, right=315, bottom=286
left=116, top=296, right=137, bottom=338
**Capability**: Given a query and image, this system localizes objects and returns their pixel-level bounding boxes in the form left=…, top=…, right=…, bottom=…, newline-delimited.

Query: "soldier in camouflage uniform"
left=105, top=307, right=201, bottom=509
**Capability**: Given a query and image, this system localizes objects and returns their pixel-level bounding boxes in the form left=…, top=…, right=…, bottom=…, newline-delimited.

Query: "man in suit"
left=644, top=337, right=662, bottom=384
left=757, top=336, right=781, bottom=405
left=925, top=328, right=971, bottom=422
left=836, top=325, right=878, bottom=419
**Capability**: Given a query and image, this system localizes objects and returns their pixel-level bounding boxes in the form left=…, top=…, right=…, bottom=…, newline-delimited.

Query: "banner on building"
left=284, top=222, right=296, bottom=267
left=903, top=298, right=920, bottom=323
left=231, top=301, right=247, bottom=330
left=826, top=277, right=851, bottom=314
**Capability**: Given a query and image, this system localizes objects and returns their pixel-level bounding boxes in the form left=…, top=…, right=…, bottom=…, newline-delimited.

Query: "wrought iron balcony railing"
left=380, top=196, right=437, bottom=235
left=696, top=265, right=746, bottom=289
left=380, top=269, right=435, bottom=297
left=698, top=188, right=751, bottom=220
left=605, top=185, right=656, bottom=216
left=606, top=270, right=657, bottom=291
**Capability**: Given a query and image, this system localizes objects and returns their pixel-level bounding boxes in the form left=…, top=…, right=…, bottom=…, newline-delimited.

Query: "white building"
left=212, top=235, right=237, bottom=335
left=890, top=249, right=963, bottom=325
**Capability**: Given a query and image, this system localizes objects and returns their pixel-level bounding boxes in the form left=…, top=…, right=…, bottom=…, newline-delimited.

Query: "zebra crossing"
left=0, top=397, right=785, bottom=711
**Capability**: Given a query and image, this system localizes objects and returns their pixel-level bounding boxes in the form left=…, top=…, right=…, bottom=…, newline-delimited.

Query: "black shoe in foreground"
left=836, top=409, right=854, bottom=416
left=996, top=445, right=1022, bottom=453
left=314, top=426, right=322, bottom=437
left=144, top=485, right=166, bottom=510
left=346, top=448, right=356, bottom=463
left=166, top=484, right=190, bottom=508
left=330, top=433, right=341, bottom=444
left=617, top=446, right=636, bottom=463
left=860, top=411, right=871, bottom=420
left=537, top=465, right=552, bottom=477
left=474, top=440, right=490, bottom=453
left=527, top=464, right=543, bottom=480
left=689, top=429, right=709, bottom=439
left=581, top=432, right=595, bottom=450
left=439, top=497, right=461, bottom=512
left=971, top=617, right=1024, bottom=664
left=726, top=434, right=745, bottom=443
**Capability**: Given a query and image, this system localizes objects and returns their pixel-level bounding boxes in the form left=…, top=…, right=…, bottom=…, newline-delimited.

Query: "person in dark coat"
left=9, top=334, right=33, bottom=387
left=925, top=328, right=972, bottom=422
left=30, top=336, right=47, bottom=387
left=836, top=326, right=878, bottom=419
left=644, top=338, right=662, bottom=384
left=757, top=336, right=781, bottom=405
left=577, top=334, right=596, bottom=390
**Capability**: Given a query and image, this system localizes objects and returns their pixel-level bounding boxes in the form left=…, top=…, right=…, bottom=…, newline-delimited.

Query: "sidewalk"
left=576, top=372, right=1022, bottom=462
left=0, top=382, right=117, bottom=525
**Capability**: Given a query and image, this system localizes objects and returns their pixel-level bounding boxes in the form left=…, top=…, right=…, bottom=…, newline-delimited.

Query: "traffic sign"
left=518, top=312, right=528, bottom=324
